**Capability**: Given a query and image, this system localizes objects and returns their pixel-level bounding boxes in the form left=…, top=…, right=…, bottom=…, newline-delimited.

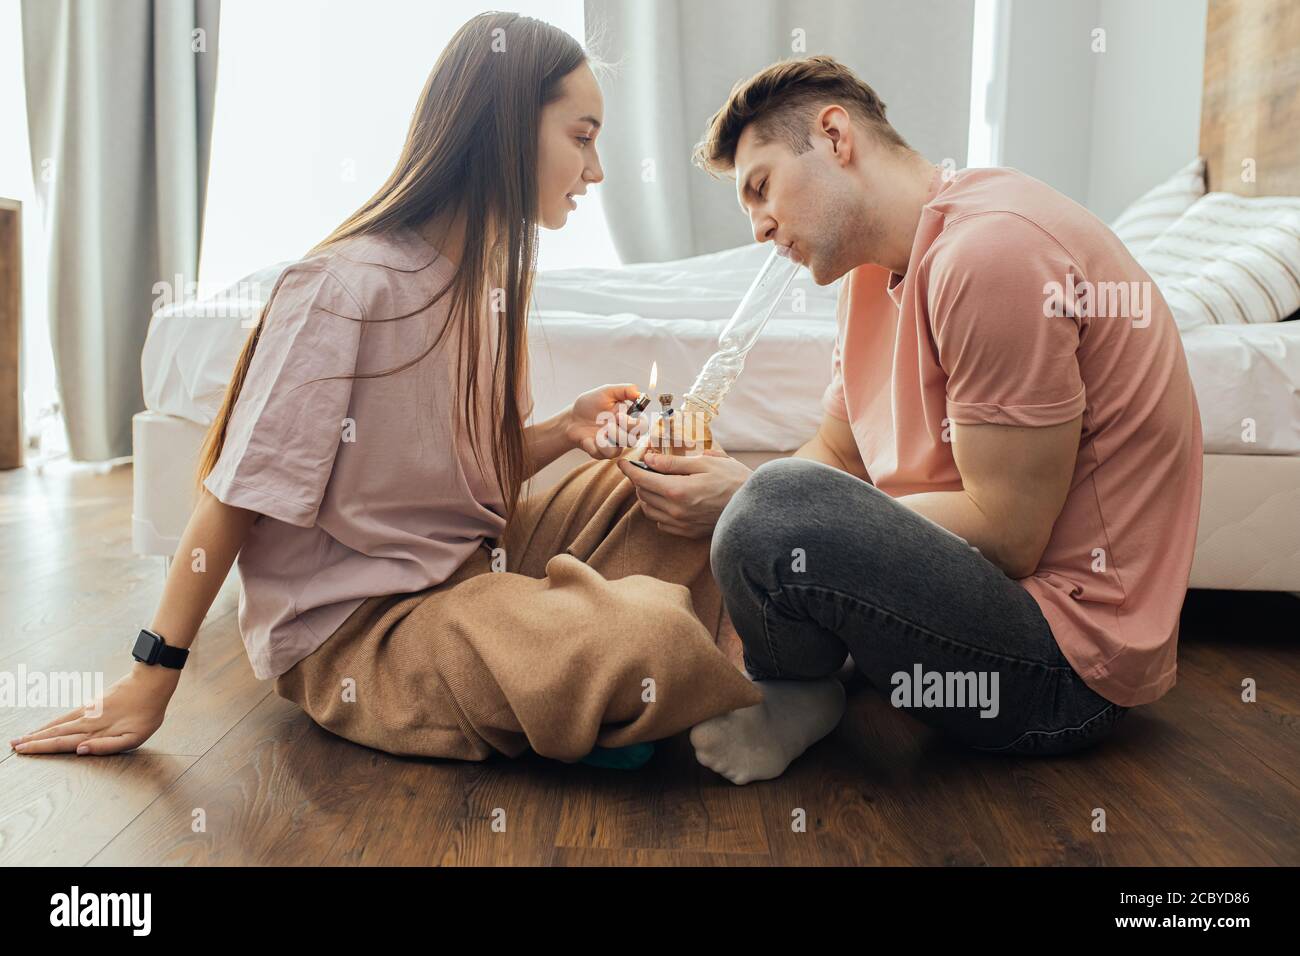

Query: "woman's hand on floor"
left=566, top=383, right=645, bottom=459
left=8, top=664, right=179, bottom=756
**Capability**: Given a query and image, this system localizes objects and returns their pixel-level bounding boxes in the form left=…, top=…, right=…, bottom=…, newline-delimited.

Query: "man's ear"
left=817, top=104, right=854, bottom=167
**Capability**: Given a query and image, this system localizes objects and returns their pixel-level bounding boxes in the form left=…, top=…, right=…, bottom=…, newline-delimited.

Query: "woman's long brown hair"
left=196, top=12, right=587, bottom=515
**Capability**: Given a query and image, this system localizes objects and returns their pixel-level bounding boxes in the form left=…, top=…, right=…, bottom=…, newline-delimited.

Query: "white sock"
left=689, top=677, right=846, bottom=785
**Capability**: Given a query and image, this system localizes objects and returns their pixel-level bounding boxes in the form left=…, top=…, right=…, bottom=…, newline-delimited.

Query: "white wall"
left=1000, top=0, right=1100, bottom=205
left=1087, top=0, right=1207, bottom=222
left=997, top=0, right=1207, bottom=219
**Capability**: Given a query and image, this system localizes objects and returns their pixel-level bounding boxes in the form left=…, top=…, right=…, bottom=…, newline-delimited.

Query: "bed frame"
left=131, top=0, right=1300, bottom=590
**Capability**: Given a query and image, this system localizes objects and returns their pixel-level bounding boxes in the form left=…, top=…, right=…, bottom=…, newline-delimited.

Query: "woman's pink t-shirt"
left=822, top=168, right=1203, bottom=706
left=204, top=227, right=532, bottom=679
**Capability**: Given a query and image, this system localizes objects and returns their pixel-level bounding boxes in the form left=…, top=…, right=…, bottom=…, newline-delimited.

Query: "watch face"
left=132, top=631, right=160, bottom=664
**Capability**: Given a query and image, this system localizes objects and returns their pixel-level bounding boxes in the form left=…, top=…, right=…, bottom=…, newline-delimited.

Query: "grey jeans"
left=711, top=458, right=1129, bottom=755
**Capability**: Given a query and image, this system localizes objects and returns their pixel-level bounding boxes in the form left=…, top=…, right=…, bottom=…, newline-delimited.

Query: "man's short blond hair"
left=693, top=55, right=910, bottom=177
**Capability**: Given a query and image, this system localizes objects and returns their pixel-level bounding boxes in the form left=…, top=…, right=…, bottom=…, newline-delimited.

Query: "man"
left=617, top=56, right=1203, bottom=785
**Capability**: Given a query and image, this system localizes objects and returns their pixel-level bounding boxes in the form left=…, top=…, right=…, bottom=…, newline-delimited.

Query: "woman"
left=11, top=13, right=759, bottom=763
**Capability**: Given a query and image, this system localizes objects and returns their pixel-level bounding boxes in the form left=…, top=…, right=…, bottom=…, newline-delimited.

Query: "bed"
left=132, top=0, right=1300, bottom=592
left=131, top=268, right=1300, bottom=591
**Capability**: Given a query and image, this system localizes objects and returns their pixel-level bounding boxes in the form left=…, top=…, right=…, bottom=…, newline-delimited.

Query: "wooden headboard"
left=1199, top=0, right=1300, bottom=195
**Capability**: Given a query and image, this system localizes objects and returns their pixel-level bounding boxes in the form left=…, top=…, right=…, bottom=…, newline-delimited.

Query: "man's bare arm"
left=793, top=412, right=870, bottom=483
left=897, top=416, right=1081, bottom=579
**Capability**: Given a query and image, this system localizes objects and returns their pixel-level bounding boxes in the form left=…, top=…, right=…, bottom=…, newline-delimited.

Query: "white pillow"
left=1110, top=157, right=1206, bottom=258
left=1140, top=192, right=1300, bottom=330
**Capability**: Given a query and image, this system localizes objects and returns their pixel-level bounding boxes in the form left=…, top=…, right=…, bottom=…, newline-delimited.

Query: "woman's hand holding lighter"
left=566, top=383, right=647, bottom=460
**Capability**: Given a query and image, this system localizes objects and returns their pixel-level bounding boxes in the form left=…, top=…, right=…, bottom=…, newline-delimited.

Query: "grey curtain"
left=22, top=0, right=220, bottom=461
left=586, top=0, right=975, bottom=263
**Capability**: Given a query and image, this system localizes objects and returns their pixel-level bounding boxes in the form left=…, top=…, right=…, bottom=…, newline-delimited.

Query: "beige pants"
left=274, top=458, right=762, bottom=761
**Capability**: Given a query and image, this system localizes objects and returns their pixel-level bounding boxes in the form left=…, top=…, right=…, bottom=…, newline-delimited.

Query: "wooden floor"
left=1, top=463, right=1297, bottom=866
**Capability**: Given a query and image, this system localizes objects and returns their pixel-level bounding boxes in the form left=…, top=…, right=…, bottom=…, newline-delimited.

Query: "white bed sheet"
left=141, top=245, right=1300, bottom=455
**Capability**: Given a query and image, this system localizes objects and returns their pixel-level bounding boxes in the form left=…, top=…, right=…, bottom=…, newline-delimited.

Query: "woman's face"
left=537, top=63, right=605, bottom=230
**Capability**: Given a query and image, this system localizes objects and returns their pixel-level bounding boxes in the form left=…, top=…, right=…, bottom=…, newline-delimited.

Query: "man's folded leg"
left=697, top=457, right=1119, bottom=782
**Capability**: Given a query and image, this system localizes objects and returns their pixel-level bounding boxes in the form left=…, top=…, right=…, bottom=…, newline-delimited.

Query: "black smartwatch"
left=131, top=628, right=190, bottom=670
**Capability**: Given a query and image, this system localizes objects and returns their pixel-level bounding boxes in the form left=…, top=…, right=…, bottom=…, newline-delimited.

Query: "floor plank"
left=0, top=751, right=198, bottom=866
left=91, top=695, right=364, bottom=866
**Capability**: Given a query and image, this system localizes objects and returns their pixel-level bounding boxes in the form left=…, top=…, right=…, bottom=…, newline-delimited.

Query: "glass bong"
left=626, top=245, right=803, bottom=466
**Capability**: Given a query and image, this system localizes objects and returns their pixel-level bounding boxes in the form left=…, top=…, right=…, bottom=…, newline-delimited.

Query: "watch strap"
left=132, top=628, right=190, bottom=669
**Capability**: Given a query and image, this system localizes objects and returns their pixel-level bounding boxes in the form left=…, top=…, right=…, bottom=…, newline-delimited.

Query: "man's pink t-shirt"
left=205, top=226, right=532, bottom=679
left=822, top=167, right=1203, bottom=707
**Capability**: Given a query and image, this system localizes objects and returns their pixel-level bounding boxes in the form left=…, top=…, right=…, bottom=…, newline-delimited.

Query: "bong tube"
left=684, top=244, right=803, bottom=417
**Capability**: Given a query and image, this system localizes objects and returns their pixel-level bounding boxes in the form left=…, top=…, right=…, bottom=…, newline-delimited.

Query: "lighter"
left=626, top=392, right=652, bottom=418
left=626, top=360, right=657, bottom=420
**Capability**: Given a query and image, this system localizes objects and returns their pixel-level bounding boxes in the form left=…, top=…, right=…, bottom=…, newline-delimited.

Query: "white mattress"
left=1179, top=322, right=1300, bottom=455
left=141, top=244, right=1300, bottom=455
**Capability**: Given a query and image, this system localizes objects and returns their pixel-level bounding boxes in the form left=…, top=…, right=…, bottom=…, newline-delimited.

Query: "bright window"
left=0, top=0, right=60, bottom=457
left=966, top=0, right=1011, bottom=169
left=198, top=0, right=619, bottom=292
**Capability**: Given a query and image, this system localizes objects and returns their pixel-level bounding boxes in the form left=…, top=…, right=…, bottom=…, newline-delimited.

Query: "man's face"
left=734, top=114, right=881, bottom=285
